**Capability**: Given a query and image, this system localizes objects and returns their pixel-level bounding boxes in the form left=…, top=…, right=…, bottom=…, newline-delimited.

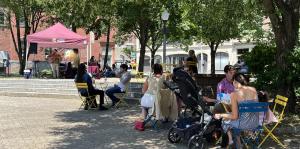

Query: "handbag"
left=140, top=93, right=155, bottom=108
left=134, top=120, right=144, bottom=131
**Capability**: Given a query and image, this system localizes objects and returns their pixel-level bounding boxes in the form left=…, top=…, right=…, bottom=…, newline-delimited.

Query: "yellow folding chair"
left=258, top=95, right=288, bottom=148
left=135, top=72, right=144, bottom=82
left=75, top=82, right=97, bottom=110
left=114, top=84, right=130, bottom=108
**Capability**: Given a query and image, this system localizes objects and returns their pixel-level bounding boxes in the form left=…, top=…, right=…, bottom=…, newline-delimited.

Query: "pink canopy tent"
left=26, top=22, right=89, bottom=68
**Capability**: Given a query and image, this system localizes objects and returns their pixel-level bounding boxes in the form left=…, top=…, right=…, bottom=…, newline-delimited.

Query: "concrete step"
left=0, top=79, right=144, bottom=99
left=0, top=91, right=78, bottom=99
left=0, top=83, right=76, bottom=88
left=0, top=86, right=77, bottom=94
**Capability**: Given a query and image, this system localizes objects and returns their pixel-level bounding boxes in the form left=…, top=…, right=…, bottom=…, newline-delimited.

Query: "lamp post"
left=161, top=10, right=169, bottom=64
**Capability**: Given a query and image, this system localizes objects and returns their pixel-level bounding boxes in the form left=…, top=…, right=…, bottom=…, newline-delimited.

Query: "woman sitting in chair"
left=214, top=73, right=258, bottom=147
left=75, top=63, right=108, bottom=110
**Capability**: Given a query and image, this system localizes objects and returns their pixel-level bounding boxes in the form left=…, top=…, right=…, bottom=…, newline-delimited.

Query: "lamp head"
left=161, top=10, right=170, bottom=21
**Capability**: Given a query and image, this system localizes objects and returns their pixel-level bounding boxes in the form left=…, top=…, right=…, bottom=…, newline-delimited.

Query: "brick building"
left=0, top=11, right=116, bottom=74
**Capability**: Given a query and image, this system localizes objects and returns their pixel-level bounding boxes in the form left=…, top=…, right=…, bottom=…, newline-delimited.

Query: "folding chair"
left=232, top=101, right=269, bottom=148
left=135, top=72, right=144, bottom=82
left=258, top=95, right=288, bottom=148
left=75, top=83, right=97, bottom=110
left=114, top=84, right=130, bottom=108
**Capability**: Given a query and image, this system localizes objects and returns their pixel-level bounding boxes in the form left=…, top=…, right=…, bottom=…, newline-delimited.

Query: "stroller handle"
left=163, top=80, right=179, bottom=91
left=187, top=94, right=213, bottom=116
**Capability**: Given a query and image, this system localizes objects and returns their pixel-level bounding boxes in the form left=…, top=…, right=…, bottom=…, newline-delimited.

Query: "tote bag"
left=140, top=93, right=155, bottom=108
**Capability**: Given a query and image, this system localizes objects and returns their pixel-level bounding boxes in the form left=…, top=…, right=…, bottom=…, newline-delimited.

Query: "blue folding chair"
left=232, top=101, right=269, bottom=148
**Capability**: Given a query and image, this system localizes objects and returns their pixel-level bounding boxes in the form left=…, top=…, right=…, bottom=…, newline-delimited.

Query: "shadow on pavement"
left=48, top=106, right=181, bottom=149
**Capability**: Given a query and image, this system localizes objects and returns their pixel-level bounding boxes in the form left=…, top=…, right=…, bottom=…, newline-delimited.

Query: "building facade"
left=115, top=38, right=255, bottom=74
left=0, top=9, right=116, bottom=74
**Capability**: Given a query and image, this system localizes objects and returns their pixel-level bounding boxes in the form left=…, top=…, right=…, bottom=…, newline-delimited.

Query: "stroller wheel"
left=188, top=135, right=208, bottom=149
left=168, top=128, right=181, bottom=143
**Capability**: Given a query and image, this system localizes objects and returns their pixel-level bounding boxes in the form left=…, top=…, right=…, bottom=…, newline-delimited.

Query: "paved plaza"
left=0, top=95, right=299, bottom=149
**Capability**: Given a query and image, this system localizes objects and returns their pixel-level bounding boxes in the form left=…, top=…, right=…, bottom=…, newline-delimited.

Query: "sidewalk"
left=0, top=96, right=299, bottom=149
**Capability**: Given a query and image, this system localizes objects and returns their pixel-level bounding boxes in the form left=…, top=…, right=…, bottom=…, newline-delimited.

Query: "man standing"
left=49, top=49, right=62, bottom=78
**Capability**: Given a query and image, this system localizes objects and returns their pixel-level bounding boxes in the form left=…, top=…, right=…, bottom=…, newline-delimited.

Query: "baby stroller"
left=165, top=68, right=223, bottom=148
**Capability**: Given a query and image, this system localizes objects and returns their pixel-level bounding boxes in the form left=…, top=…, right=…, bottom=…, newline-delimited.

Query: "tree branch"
left=262, top=0, right=281, bottom=33
left=8, top=13, right=18, bottom=54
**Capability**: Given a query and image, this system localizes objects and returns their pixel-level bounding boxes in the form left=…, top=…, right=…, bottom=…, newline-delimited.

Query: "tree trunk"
left=15, top=15, right=24, bottom=75
left=138, top=40, right=146, bottom=72
left=104, top=21, right=111, bottom=68
left=71, top=24, right=76, bottom=32
left=262, top=0, right=300, bottom=112
left=137, top=23, right=149, bottom=72
left=150, top=51, right=155, bottom=69
left=209, top=42, right=219, bottom=75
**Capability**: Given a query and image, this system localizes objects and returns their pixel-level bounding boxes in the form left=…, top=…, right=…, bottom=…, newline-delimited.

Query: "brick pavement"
left=0, top=96, right=183, bottom=149
left=0, top=96, right=299, bottom=149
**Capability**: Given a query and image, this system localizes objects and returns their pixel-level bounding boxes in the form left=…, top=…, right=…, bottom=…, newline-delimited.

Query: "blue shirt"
left=75, top=73, right=93, bottom=95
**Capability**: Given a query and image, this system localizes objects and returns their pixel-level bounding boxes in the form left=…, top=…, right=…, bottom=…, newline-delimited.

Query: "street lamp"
left=161, top=10, right=169, bottom=64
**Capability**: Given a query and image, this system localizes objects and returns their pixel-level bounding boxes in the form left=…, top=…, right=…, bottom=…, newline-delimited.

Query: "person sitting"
left=65, top=62, right=75, bottom=79
left=105, top=64, right=131, bottom=107
left=203, top=65, right=236, bottom=103
left=75, top=63, right=108, bottom=110
left=88, top=56, right=97, bottom=66
left=111, top=64, right=118, bottom=76
left=214, top=73, right=258, bottom=147
left=257, top=91, right=278, bottom=125
left=103, top=65, right=114, bottom=77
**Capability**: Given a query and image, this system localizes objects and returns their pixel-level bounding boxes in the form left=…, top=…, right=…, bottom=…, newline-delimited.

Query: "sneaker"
left=99, top=106, right=108, bottom=111
left=111, top=99, right=120, bottom=108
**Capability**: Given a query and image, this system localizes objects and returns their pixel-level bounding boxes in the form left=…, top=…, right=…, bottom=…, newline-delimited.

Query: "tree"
left=2, top=0, right=45, bottom=74
left=185, top=0, right=251, bottom=75
left=46, top=0, right=96, bottom=32
left=115, top=0, right=157, bottom=72
left=146, top=0, right=185, bottom=67
left=122, top=47, right=135, bottom=59
left=260, top=0, right=300, bottom=112
left=46, top=0, right=117, bottom=68
left=116, top=0, right=174, bottom=72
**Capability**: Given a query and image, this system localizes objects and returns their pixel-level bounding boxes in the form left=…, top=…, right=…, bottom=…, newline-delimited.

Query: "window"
left=154, top=55, right=161, bottom=64
left=215, top=52, right=229, bottom=73
left=0, top=11, right=5, bottom=26
left=144, top=55, right=150, bottom=66
left=237, top=48, right=249, bottom=55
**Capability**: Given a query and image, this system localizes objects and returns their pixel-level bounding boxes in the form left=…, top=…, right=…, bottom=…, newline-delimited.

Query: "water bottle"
left=217, top=93, right=223, bottom=101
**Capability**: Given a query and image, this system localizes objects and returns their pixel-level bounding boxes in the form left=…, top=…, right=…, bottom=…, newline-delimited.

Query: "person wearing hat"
left=203, top=65, right=236, bottom=103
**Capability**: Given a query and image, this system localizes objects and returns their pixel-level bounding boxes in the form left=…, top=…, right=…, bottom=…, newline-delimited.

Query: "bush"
left=40, top=69, right=53, bottom=78
left=243, top=44, right=278, bottom=94
left=243, top=44, right=300, bottom=98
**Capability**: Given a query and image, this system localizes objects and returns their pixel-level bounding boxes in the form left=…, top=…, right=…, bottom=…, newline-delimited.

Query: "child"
left=258, top=91, right=278, bottom=124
